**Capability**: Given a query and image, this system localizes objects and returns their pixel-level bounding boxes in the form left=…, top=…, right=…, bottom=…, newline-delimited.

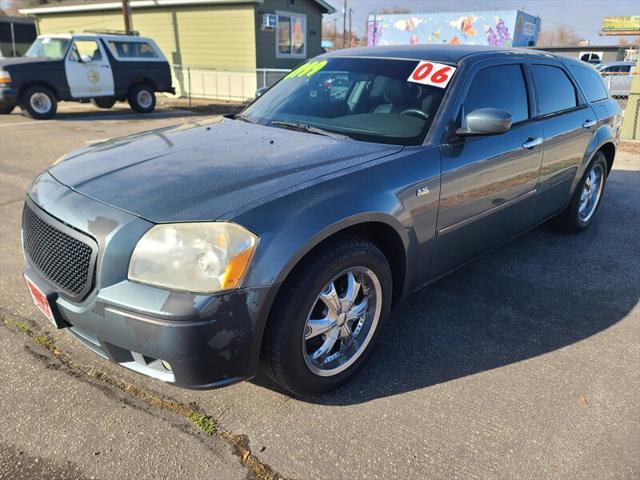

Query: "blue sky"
left=325, top=0, right=640, bottom=45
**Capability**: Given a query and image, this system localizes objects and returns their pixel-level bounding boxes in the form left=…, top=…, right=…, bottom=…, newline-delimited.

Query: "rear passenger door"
left=433, top=61, right=543, bottom=278
left=527, top=62, right=598, bottom=221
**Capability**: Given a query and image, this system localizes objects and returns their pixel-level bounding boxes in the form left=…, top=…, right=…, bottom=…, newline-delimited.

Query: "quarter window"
left=569, top=65, right=608, bottom=103
left=531, top=65, right=578, bottom=116
left=277, top=13, right=306, bottom=57
left=463, top=64, right=529, bottom=124
left=107, top=41, right=158, bottom=59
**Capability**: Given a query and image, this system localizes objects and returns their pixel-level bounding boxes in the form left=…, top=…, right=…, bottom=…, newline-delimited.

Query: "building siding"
left=35, top=4, right=257, bottom=70
left=254, top=0, right=324, bottom=69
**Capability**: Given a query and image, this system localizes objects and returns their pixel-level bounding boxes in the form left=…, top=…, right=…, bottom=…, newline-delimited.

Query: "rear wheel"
left=21, top=85, right=57, bottom=120
left=261, top=236, right=392, bottom=397
left=553, top=151, right=608, bottom=233
left=92, top=97, right=116, bottom=109
left=0, top=104, right=15, bottom=114
left=128, top=84, right=156, bottom=113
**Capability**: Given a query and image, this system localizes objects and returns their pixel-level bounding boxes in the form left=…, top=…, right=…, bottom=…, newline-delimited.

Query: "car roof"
left=323, top=45, right=557, bottom=64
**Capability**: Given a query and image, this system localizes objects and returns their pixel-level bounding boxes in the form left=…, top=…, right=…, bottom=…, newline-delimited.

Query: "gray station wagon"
left=22, top=45, right=621, bottom=397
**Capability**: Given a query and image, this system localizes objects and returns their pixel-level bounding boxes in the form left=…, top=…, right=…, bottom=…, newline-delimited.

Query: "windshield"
left=242, top=57, right=453, bottom=145
left=25, top=38, right=70, bottom=60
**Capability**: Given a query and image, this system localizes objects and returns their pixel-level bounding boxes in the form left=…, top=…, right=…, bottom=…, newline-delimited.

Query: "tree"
left=378, top=7, right=412, bottom=15
left=537, top=25, right=583, bottom=47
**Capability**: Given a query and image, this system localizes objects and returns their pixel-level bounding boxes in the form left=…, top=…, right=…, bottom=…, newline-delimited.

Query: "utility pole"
left=334, top=18, right=338, bottom=49
left=122, top=0, right=132, bottom=34
left=342, top=0, right=347, bottom=48
left=348, top=7, right=353, bottom=47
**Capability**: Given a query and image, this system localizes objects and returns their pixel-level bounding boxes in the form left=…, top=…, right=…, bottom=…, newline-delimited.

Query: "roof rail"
left=82, top=29, right=140, bottom=36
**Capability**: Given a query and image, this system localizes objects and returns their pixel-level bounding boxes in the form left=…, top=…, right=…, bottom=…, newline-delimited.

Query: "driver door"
left=432, top=61, right=543, bottom=278
left=65, top=38, right=114, bottom=98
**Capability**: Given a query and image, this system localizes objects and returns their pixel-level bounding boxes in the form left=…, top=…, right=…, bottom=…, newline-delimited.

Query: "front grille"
left=22, top=200, right=98, bottom=300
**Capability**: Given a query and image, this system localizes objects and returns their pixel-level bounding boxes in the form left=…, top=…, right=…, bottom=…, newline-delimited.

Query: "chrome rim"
left=137, top=90, right=153, bottom=109
left=30, top=92, right=52, bottom=114
left=578, top=163, right=604, bottom=223
left=302, top=267, right=382, bottom=377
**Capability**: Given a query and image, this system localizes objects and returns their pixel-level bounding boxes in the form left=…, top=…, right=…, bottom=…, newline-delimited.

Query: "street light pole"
left=122, top=0, right=132, bottom=34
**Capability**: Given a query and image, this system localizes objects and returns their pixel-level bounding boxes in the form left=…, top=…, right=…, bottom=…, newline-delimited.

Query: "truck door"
left=65, top=37, right=114, bottom=98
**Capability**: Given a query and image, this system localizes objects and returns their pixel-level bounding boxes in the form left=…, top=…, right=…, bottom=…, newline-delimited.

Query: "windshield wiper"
left=234, top=113, right=257, bottom=124
left=269, top=120, right=348, bottom=140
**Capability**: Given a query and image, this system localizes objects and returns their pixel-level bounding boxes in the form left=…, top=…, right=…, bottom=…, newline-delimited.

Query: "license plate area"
left=24, top=274, right=67, bottom=329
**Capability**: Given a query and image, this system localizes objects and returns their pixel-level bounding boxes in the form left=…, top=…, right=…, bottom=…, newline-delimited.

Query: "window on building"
left=531, top=65, right=579, bottom=116
left=569, top=65, right=608, bottom=103
left=463, top=64, right=529, bottom=124
left=107, top=41, right=158, bottom=59
left=277, top=13, right=306, bottom=57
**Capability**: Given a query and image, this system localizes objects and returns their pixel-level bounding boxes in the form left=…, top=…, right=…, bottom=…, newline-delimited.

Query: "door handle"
left=583, top=120, right=597, bottom=128
left=522, top=137, right=543, bottom=149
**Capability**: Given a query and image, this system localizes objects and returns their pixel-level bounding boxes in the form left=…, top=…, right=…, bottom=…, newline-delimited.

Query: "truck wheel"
left=21, top=86, right=57, bottom=120
left=0, top=104, right=15, bottom=114
left=128, top=84, right=156, bottom=113
left=261, top=236, right=393, bottom=397
left=553, top=151, right=608, bottom=233
left=92, top=97, right=116, bottom=109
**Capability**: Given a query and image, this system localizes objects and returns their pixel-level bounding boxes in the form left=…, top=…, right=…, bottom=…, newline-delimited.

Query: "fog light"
left=161, top=360, right=172, bottom=371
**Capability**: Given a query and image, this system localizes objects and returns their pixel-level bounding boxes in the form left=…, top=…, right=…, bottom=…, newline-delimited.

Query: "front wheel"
left=21, top=86, right=57, bottom=119
left=128, top=84, right=156, bottom=113
left=553, top=151, right=608, bottom=233
left=261, top=237, right=392, bottom=397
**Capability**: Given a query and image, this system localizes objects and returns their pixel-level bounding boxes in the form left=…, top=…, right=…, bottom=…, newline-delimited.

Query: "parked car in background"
left=0, top=33, right=174, bottom=118
left=596, top=61, right=637, bottom=97
left=21, top=45, right=621, bottom=397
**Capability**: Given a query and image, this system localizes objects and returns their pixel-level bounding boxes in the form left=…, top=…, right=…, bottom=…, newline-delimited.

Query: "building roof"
left=325, top=44, right=556, bottom=64
left=20, top=0, right=336, bottom=15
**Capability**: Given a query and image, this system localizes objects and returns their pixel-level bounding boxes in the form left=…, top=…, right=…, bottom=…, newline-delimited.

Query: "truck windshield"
left=241, top=57, right=454, bottom=146
left=25, top=38, right=70, bottom=60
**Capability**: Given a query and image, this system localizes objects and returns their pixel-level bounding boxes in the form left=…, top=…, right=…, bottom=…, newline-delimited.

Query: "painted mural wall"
left=367, top=10, right=541, bottom=48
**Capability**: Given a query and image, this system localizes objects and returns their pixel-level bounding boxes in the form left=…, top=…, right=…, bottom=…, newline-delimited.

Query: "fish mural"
left=367, top=10, right=539, bottom=48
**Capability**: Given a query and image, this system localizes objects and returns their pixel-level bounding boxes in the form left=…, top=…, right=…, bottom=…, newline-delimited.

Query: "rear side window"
left=531, top=65, right=578, bottom=116
left=463, top=64, right=529, bottom=123
left=107, top=41, right=159, bottom=59
left=569, top=65, right=608, bottom=102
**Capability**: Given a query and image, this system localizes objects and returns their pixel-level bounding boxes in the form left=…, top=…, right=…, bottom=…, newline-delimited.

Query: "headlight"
left=128, top=222, right=258, bottom=293
left=0, top=70, right=11, bottom=85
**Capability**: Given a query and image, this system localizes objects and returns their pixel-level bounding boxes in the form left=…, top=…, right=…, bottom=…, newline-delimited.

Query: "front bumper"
left=0, top=87, right=17, bottom=106
left=23, top=172, right=277, bottom=389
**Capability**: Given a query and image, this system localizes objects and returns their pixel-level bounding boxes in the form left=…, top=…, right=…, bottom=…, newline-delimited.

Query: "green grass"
left=188, top=411, right=217, bottom=435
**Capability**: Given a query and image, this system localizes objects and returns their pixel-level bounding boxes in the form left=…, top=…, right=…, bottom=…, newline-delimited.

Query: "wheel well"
left=18, top=81, right=59, bottom=102
left=130, top=78, right=157, bottom=92
left=599, top=142, right=615, bottom=174
left=281, top=222, right=407, bottom=306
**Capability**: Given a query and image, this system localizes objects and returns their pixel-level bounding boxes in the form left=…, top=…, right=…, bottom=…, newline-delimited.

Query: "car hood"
left=0, top=56, right=54, bottom=68
left=48, top=117, right=402, bottom=222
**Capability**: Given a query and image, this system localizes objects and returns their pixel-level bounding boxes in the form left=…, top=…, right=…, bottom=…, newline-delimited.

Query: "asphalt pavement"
left=1, top=103, right=638, bottom=480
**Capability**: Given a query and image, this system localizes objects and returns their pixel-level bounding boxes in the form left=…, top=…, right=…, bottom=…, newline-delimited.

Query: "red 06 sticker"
left=407, top=61, right=456, bottom=88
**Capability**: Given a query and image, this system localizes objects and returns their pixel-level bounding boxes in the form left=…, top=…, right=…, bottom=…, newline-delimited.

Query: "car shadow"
left=251, top=169, right=640, bottom=404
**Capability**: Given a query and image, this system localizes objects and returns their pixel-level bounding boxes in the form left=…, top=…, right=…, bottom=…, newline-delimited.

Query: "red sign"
left=25, top=276, right=54, bottom=324
left=408, top=61, right=456, bottom=88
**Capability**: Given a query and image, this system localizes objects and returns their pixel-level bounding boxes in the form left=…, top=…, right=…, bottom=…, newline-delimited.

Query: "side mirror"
left=456, top=108, right=512, bottom=136
left=255, top=87, right=268, bottom=98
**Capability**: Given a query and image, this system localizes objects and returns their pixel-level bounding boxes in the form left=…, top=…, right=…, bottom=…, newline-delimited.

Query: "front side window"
left=277, top=13, right=306, bottom=57
left=242, top=57, right=451, bottom=145
left=107, top=41, right=159, bottom=59
left=463, top=64, right=529, bottom=124
left=531, top=65, right=579, bottom=116
left=68, top=40, right=102, bottom=63
left=25, top=37, right=70, bottom=60
left=569, top=65, right=608, bottom=103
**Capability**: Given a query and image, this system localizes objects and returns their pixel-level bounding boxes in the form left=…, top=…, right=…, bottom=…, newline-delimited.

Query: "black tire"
left=92, top=97, right=116, bottom=109
left=261, top=236, right=393, bottom=397
left=0, top=104, right=15, bottom=114
left=21, top=85, right=57, bottom=120
left=553, top=151, right=608, bottom=233
left=127, top=84, right=156, bottom=113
